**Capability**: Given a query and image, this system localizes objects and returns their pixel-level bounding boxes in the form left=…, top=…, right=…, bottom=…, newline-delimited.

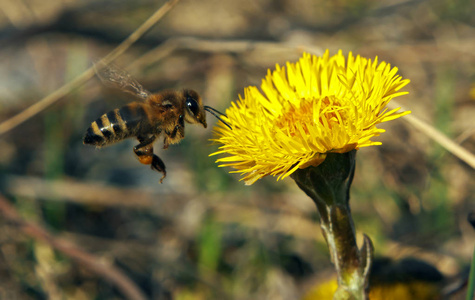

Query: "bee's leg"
left=163, top=115, right=185, bottom=150
left=151, top=155, right=166, bottom=183
left=163, top=135, right=170, bottom=150
left=133, top=135, right=166, bottom=183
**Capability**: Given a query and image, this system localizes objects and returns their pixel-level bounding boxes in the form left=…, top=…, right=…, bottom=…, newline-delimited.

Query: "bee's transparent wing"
left=94, top=62, right=152, bottom=100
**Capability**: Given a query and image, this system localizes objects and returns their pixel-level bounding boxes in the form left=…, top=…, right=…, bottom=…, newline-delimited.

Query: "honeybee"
left=84, top=63, right=230, bottom=183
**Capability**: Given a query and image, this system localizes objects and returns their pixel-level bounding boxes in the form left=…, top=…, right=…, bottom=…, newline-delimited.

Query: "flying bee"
left=83, top=63, right=230, bottom=183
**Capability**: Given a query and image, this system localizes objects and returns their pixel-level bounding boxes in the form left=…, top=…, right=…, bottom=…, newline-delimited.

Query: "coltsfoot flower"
left=211, top=50, right=410, bottom=184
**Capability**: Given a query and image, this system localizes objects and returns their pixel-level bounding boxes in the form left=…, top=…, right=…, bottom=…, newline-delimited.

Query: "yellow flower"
left=211, top=50, right=410, bottom=185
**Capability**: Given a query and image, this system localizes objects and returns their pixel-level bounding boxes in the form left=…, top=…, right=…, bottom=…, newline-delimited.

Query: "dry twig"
left=4, top=175, right=325, bottom=241
left=0, top=193, right=147, bottom=300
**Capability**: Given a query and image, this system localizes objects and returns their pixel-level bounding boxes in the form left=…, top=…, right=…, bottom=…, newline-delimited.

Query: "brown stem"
left=324, top=205, right=360, bottom=272
left=320, top=204, right=372, bottom=300
left=0, top=194, right=147, bottom=300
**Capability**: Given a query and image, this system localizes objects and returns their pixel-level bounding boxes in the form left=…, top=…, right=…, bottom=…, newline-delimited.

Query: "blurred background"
left=0, top=0, right=474, bottom=299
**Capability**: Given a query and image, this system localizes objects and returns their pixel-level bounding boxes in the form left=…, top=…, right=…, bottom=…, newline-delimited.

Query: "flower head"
left=211, top=50, right=410, bottom=184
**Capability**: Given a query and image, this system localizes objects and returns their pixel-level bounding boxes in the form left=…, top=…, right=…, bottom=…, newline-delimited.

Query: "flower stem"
left=291, top=151, right=373, bottom=300
left=321, top=204, right=372, bottom=299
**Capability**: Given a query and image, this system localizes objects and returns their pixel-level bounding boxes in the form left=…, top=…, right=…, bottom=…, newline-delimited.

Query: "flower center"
left=274, top=96, right=346, bottom=137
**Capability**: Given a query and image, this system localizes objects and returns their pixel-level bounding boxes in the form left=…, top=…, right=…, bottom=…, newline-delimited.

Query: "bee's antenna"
left=204, top=106, right=232, bottom=130
left=204, top=105, right=226, bottom=116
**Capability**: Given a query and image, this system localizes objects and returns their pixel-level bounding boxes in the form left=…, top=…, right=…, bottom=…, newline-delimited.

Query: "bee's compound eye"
left=186, top=97, right=199, bottom=116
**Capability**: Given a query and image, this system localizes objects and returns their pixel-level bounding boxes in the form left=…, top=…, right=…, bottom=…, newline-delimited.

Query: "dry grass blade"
left=0, top=0, right=180, bottom=136
left=389, top=101, right=475, bottom=169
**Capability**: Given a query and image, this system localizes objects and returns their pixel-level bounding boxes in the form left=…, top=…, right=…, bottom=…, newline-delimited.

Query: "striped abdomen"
left=83, top=103, right=149, bottom=147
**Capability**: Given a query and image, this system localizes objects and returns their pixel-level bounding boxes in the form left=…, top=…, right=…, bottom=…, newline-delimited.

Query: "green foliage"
left=197, top=215, right=223, bottom=276
left=467, top=245, right=475, bottom=300
left=434, top=67, right=456, bottom=137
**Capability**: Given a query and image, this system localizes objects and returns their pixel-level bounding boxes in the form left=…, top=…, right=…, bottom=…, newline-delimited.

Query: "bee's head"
left=183, top=89, right=207, bottom=128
